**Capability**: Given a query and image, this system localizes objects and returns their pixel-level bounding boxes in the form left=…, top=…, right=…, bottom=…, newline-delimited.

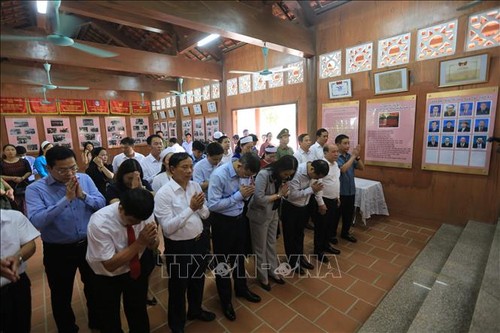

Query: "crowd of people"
left=0, top=127, right=364, bottom=333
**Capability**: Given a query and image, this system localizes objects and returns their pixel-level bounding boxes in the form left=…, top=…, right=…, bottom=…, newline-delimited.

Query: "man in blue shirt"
left=26, top=146, right=105, bottom=333
left=335, top=134, right=364, bottom=244
left=207, top=152, right=261, bottom=321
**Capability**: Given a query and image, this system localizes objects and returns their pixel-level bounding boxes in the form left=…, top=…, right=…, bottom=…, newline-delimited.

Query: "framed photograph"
left=152, top=112, right=159, bottom=120
left=207, top=101, right=217, bottom=113
left=168, top=109, right=175, bottom=118
left=182, top=106, right=190, bottom=117
left=439, top=54, right=488, bottom=87
left=328, top=79, right=352, bottom=99
left=193, top=104, right=202, bottom=115
left=374, top=68, right=409, bottom=95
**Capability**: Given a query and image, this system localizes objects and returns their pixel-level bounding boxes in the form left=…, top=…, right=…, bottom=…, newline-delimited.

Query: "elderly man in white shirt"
left=168, top=138, right=187, bottom=153
left=311, top=143, right=341, bottom=263
left=310, top=128, right=329, bottom=160
left=111, top=137, right=145, bottom=173
left=154, top=152, right=216, bottom=332
left=293, top=133, right=314, bottom=164
left=140, top=134, right=164, bottom=185
left=1, top=209, right=40, bottom=333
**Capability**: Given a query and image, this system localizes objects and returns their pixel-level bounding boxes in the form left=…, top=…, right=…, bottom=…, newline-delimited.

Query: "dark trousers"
left=280, top=200, right=309, bottom=268
left=43, top=241, right=99, bottom=333
left=165, top=235, right=207, bottom=331
left=0, top=273, right=31, bottom=333
left=336, top=195, right=355, bottom=237
left=312, top=198, right=340, bottom=253
left=209, top=212, right=249, bottom=306
left=92, top=272, right=149, bottom=333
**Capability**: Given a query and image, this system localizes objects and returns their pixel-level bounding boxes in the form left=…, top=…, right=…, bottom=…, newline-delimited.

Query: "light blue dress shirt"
left=207, top=162, right=244, bottom=217
left=193, top=157, right=217, bottom=196
left=337, top=153, right=357, bottom=196
left=26, top=173, right=106, bottom=244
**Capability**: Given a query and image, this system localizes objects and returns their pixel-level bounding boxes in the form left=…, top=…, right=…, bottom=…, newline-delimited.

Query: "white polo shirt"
left=111, top=152, right=145, bottom=173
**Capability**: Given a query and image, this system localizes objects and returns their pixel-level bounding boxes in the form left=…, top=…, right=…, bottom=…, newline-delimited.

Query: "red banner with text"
left=0, top=97, right=28, bottom=115
left=28, top=98, right=58, bottom=114
left=130, top=100, right=151, bottom=115
left=85, top=100, right=109, bottom=114
left=58, top=99, right=85, bottom=114
left=110, top=100, right=130, bottom=115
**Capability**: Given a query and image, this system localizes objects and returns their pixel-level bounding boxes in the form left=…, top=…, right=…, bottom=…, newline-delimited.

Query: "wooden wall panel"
left=0, top=84, right=153, bottom=168
left=316, top=1, right=500, bottom=226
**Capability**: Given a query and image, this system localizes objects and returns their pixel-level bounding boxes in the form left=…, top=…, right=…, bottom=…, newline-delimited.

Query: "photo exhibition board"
left=129, top=117, right=150, bottom=145
left=193, top=118, right=205, bottom=141
left=168, top=121, right=177, bottom=139
left=321, top=101, right=359, bottom=148
left=365, top=95, right=417, bottom=168
left=42, top=116, right=74, bottom=149
left=76, top=117, right=102, bottom=149
left=104, top=116, right=128, bottom=148
left=205, top=116, right=220, bottom=140
left=182, top=119, right=192, bottom=138
left=422, top=86, right=497, bottom=175
left=4, top=117, right=40, bottom=152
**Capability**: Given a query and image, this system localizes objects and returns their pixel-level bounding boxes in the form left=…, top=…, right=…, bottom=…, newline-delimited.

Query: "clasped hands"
left=0, top=256, right=21, bottom=283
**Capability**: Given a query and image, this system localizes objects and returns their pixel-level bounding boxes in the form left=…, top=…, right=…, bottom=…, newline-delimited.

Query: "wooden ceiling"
left=0, top=0, right=349, bottom=93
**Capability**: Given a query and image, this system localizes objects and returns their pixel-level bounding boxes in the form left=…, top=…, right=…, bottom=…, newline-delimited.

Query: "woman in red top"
left=0, top=144, right=32, bottom=213
left=260, top=145, right=277, bottom=168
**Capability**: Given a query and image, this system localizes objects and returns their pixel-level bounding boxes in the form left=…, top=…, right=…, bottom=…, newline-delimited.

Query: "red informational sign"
left=58, top=99, right=85, bottom=114
left=28, top=98, right=58, bottom=114
left=0, top=97, right=28, bottom=114
left=110, top=100, right=130, bottom=115
left=130, top=100, right=151, bottom=115
left=85, top=100, right=109, bottom=114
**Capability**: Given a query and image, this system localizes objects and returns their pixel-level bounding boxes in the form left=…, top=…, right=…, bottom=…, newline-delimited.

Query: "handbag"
left=13, top=180, right=30, bottom=196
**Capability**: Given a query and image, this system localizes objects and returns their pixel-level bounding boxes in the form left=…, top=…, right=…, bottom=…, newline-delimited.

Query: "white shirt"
left=193, top=157, right=219, bottom=197
left=1, top=210, right=40, bottom=287
left=310, top=142, right=325, bottom=160
left=294, top=147, right=315, bottom=164
left=140, top=153, right=162, bottom=185
left=86, top=202, right=154, bottom=276
left=182, top=141, right=193, bottom=155
left=315, top=159, right=340, bottom=206
left=155, top=179, right=209, bottom=241
left=111, top=152, right=145, bottom=173
left=285, top=162, right=315, bottom=207
left=170, top=143, right=186, bottom=153
left=151, top=172, right=171, bottom=192
left=221, top=152, right=232, bottom=165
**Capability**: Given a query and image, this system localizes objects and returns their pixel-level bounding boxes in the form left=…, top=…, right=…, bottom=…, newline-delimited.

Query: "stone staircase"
left=359, top=219, right=500, bottom=333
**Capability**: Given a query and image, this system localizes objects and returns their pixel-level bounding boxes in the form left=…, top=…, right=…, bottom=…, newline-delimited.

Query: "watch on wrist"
left=356, top=156, right=361, bottom=161
left=18, top=255, right=24, bottom=265
left=80, top=192, right=87, bottom=201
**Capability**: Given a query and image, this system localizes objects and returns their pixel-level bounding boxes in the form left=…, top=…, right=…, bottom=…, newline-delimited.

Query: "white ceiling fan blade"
left=272, top=67, right=300, bottom=73
left=57, top=86, right=90, bottom=90
left=169, top=90, right=182, bottom=95
left=71, top=42, right=118, bottom=58
left=229, top=70, right=257, bottom=74
left=43, top=62, right=54, bottom=85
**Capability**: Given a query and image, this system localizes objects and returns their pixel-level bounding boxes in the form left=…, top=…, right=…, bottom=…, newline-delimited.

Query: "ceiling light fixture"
left=37, top=0, right=48, bottom=14
left=197, top=34, right=220, bottom=47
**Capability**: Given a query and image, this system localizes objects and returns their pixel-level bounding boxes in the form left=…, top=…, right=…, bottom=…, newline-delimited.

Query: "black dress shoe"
left=329, top=237, right=338, bottom=245
left=222, top=303, right=236, bottom=321
left=146, top=297, right=158, bottom=306
left=187, top=310, right=216, bottom=322
left=269, top=275, right=286, bottom=285
left=341, top=234, right=357, bottom=243
left=235, top=289, right=261, bottom=303
left=171, top=329, right=184, bottom=333
left=315, top=253, right=329, bottom=263
left=325, top=245, right=341, bottom=255
left=300, top=258, right=314, bottom=270
left=295, top=266, right=305, bottom=275
left=259, top=281, right=271, bottom=291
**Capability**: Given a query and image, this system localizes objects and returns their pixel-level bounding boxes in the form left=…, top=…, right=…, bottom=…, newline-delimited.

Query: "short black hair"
left=335, top=134, right=349, bottom=144
left=192, top=140, right=205, bottom=152
left=250, top=134, right=258, bottom=142
left=311, top=159, right=329, bottom=177
left=91, top=147, right=106, bottom=158
left=232, top=134, right=239, bottom=140
left=239, top=152, right=261, bottom=174
left=316, top=128, right=328, bottom=137
left=82, top=141, right=94, bottom=149
left=206, top=142, right=224, bottom=156
left=185, top=133, right=192, bottom=137
left=298, top=133, right=309, bottom=143
left=46, top=146, right=76, bottom=167
left=146, top=134, right=162, bottom=145
left=115, top=159, right=144, bottom=186
left=156, top=131, right=163, bottom=135
left=169, top=138, right=178, bottom=144
left=120, top=137, right=135, bottom=146
left=120, top=188, right=154, bottom=221
left=168, top=152, right=191, bottom=169
left=15, top=145, right=27, bottom=155
left=217, top=135, right=228, bottom=143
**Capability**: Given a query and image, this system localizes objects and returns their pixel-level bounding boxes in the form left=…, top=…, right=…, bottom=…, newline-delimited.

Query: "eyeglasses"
left=54, top=165, right=79, bottom=175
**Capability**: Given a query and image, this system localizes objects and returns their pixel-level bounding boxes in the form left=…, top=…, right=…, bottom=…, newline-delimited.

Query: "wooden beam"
left=59, top=1, right=173, bottom=34
left=84, top=1, right=314, bottom=57
left=0, top=31, right=222, bottom=81
left=0, top=63, right=177, bottom=92
left=89, top=21, right=136, bottom=48
left=295, top=0, right=316, bottom=27
left=177, top=31, right=210, bottom=54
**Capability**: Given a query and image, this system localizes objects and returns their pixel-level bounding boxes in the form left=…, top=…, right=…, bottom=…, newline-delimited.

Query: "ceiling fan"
left=169, top=78, right=202, bottom=98
left=39, top=62, right=89, bottom=90
left=229, top=43, right=299, bottom=78
left=0, top=0, right=118, bottom=58
left=40, top=87, right=53, bottom=105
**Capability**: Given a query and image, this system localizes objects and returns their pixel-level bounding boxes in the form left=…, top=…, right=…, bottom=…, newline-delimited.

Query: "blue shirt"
left=26, top=173, right=106, bottom=244
left=207, top=162, right=245, bottom=217
left=33, top=156, right=48, bottom=178
left=193, top=157, right=217, bottom=196
left=337, top=152, right=358, bottom=196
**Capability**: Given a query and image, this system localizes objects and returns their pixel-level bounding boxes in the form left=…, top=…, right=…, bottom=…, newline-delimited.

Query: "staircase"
left=358, top=219, right=500, bottom=333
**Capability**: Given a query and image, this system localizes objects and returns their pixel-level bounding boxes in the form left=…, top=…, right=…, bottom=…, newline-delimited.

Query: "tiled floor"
left=28, top=216, right=437, bottom=333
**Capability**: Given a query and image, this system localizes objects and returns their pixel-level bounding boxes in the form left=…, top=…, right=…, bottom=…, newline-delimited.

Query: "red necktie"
left=126, top=225, right=141, bottom=279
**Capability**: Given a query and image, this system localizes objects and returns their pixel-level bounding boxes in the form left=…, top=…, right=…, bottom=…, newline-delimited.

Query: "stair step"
left=407, top=220, right=495, bottom=333
left=469, top=219, right=500, bottom=333
left=358, top=224, right=463, bottom=333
